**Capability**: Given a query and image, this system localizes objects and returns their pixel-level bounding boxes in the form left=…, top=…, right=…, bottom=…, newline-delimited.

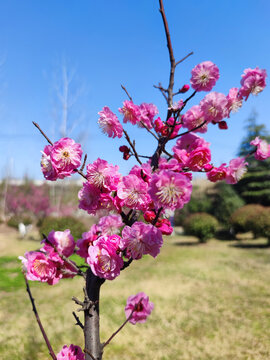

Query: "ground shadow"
left=173, top=241, right=203, bottom=247
left=230, top=242, right=270, bottom=249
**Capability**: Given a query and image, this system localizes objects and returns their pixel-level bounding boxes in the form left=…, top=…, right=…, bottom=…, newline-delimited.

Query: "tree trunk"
left=84, top=269, right=105, bottom=360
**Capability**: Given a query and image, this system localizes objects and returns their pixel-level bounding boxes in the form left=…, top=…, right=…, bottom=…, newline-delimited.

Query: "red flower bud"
left=119, top=145, right=129, bottom=153
left=218, top=121, right=228, bottom=130
left=179, top=84, right=190, bottom=93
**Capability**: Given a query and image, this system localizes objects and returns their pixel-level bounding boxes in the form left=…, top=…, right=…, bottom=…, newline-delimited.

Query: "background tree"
left=235, top=112, right=270, bottom=205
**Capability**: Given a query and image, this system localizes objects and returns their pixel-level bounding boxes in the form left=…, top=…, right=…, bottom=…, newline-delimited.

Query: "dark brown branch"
left=152, top=207, right=163, bottom=226
left=174, top=120, right=207, bottom=139
left=123, top=129, right=142, bottom=165
left=72, top=311, right=84, bottom=330
left=84, top=348, right=97, bottom=360
left=24, top=275, right=57, bottom=360
left=153, top=83, right=168, bottom=102
left=33, top=121, right=53, bottom=145
left=121, top=84, right=133, bottom=101
left=139, top=121, right=160, bottom=140
left=175, top=51, right=194, bottom=66
left=73, top=168, right=88, bottom=180
left=80, top=154, right=87, bottom=171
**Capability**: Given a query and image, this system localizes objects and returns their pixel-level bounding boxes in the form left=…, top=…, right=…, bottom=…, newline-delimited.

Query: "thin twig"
left=175, top=51, right=194, bottom=66
left=121, top=84, right=133, bottom=101
left=174, top=120, right=207, bottom=139
left=80, top=154, right=87, bottom=171
left=33, top=121, right=53, bottom=145
left=123, top=129, right=142, bottom=165
left=153, top=83, right=168, bottom=102
left=139, top=121, right=160, bottom=140
left=152, top=207, right=163, bottom=226
left=72, top=311, right=84, bottom=330
left=24, top=275, right=57, bottom=360
left=73, top=168, right=88, bottom=180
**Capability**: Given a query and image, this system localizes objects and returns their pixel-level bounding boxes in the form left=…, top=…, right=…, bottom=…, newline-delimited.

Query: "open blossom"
left=43, top=230, right=75, bottom=257
left=40, top=145, right=58, bottom=181
left=86, top=158, right=121, bottom=192
left=50, top=138, right=82, bottom=178
left=225, top=157, right=248, bottom=184
left=98, top=214, right=123, bottom=235
left=226, top=88, right=243, bottom=117
left=125, top=292, right=154, bottom=325
left=78, top=182, right=101, bottom=215
left=98, top=106, right=123, bottom=138
left=87, top=236, right=123, bottom=280
left=122, top=222, right=163, bottom=259
left=182, top=105, right=208, bottom=133
left=76, top=225, right=100, bottom=259
left=20, top=251, right=59, bottom=285
left=250, top=137, right=270, bottom=160
left=148, top=170, right=192, bottom=211
left=138, top=103, right=158, bottom=129
left=190, top=61, right=219, bottom=92
left=119, top=100, right=141, bottom=124
left=186, top=146, right=211, bottom=171
left=129, top=163, right=152, bottom=183
left=207, top=164, right=227, bottom=182
left=239, top=67, right=267, bottom=100
left=117, top=174, right=151, bottom=211
left=200, top=92, right=228, bottom=123
left=57, top=344, right=85, bottom=360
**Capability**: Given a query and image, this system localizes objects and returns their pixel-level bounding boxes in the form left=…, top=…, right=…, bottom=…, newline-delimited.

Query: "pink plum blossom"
left=117, top=174, right=151, bottom=211
left=185, top=146, right=211, bottom=171
left=56, top=344, right=85, bottom=360
left=50, top=138, right=83, bottom=178
left=129, top=163, right=152, bottom=183
left=148, top=170, right=192, bottom=211
left=119, top=100, right=141, bottom=124
left=156, top=218, right=173, bottom=235
left=182, top=105, right=208, bottom=133
left=87, top=236, right=123, bottom=280
left=40, top=145, right=58, bottom=181
left=43, top=230, right=75, bottom=257
left=226, top=88, right=243, bottom=117
left=121, top=222, right=163, bottom=259
left=86, top=158, right=121, bottom=192
left=138, top=103, right=158, bottom=129
left=78, top=182, right=101, bottom=215
left=76, top=225, right=100, bottom=259
left=125, top=292, right=154, bottom=325
left=206, top=164, right=227, bottom=182
left=239, top=67, right=267, bottom=100
left=98, top=106, right=123, bottom=138
left=250, top=137, right=270, bottom=160
left=200, top=92, right=228, bottom=123
left=98, top=214, right=123, bottom=235
left=190, top=61, right=220, bottom=92
left=225, top=157, right=248, bottom=184
left=158, top=157, right=182, bottom=172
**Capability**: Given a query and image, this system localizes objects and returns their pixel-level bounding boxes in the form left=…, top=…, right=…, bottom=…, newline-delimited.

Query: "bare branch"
left=123, top=129, right=142, bottom=165
left=121, top=84, right=133, bottom=101
left=72, top=311, right=84, bottom=330
left=175, top=51, right=194, bottom=66
left=80, top=154, right=87, bottom=171
left=33, top=122, right=53, bottom=145
left=153, top=83, right=168, bottom=102
left=139, top=121, right=160, bottom=140
left=24, top=275, right=57, bottom=360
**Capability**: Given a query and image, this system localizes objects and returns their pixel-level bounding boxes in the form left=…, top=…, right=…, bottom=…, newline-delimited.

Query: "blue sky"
left=0, top=0, right=269, bottom=179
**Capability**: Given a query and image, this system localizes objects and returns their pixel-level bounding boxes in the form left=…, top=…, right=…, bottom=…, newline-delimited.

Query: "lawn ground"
left=1, top=225, right=270, bottom=360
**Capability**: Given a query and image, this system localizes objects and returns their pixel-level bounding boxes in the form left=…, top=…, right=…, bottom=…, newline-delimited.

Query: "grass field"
left=1, top=225, right=270, bottom=359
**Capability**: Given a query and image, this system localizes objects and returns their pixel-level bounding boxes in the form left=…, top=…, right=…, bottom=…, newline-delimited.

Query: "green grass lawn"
left=1, top=228, right=270, bottom=359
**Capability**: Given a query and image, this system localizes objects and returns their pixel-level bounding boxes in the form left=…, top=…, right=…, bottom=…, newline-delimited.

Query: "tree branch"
left=24, top=275, right=57, bottom=360
left=72, top=311, right=84, bottom=330
left=33, top=122, right=53, bottom=146
left=123, top=129, right=142, bottom=165
left=121, top=84, right=133, bottom=101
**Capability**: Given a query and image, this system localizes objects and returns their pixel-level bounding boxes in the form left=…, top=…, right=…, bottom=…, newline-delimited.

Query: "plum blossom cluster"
left=125, top=292, right=154, bottom=325
left=20, top=230, right=77, bottom=285
left=56, top=344, right=85, bottom=360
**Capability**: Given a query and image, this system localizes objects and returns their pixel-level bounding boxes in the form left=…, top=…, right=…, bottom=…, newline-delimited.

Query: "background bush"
left=246, top=207, right=270, bottom=243
left=7, top=215, right=33, bottom=229
left=38, top=216, right=87, bottom=240
left=230, top=204, right=265, bottom=235
left=183, top=213, right=219, bottom=243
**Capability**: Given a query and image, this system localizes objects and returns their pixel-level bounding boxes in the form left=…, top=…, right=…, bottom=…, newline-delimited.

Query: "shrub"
left=183, top=213, right=219, bottom=243
left=38, top=216, right=87, bottom=240
left=230, top=204, right=265, bottom=235
left=7, top=215, right=33, bottom=229
left=246, top=207, right=270, bottom=242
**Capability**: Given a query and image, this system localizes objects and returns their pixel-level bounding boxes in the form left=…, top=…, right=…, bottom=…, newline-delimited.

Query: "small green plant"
left=38, top=216, right=87, bottom=240
left=230, top=204, right=265, bottom=235
left=183, top=213, right=219, bottom=243
left=246, top=207, right=270, bottom=243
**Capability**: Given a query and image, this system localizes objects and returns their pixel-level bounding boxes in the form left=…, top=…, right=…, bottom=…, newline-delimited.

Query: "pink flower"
left=121, top=222, right=163, bottom=260
left=49, top=138, right=82, bottom=179
left=86, top=158, right=121, bottom=192
left=239, top=67, right=267, bottom=100
left=200, top=92, right=228, bottom=123
left=206, top=164, right=227, bottom=182
left=117, top=174, right=151, bottom=211
left=98, top=214, right=123, bottom=235
left=179, top=84, right=190, bottom=93
left=190, top=61, right=220, bottom=92
left=129, top=163, right=152, bottom=183
left=158, top=157, right=182, bottom=172
left=78, top=182, right=101, bottom=215
left=250, top=136, right=270, bottom=160
left=156, top=218, right=173, bottom=235
left=148, top=170, right=192, bottom=211
left=87, top=236, right=123, bottom=280
left=182, top=105, right=208, bottom=133
left=186, top=146, right=211, bottom=171
left=40, top=145, right=58, bottom=181
left=44, top=230, right=75, bottom=257
left=98, top=106, right=123, bottom=138
left=20, top=251, right=59, bottom=285
left=57, top=344, right=85, bottom=360
left=119, top=100, right=141, bottom=124
left=125, top=292, right=154, bottom=325
left=77, top=225, right=100, bottom=259
left=138, top=103, right=158, bottom=129
left=226, top=88, right=243, bottom=117
left=225, top=157, right=248, bottom=184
